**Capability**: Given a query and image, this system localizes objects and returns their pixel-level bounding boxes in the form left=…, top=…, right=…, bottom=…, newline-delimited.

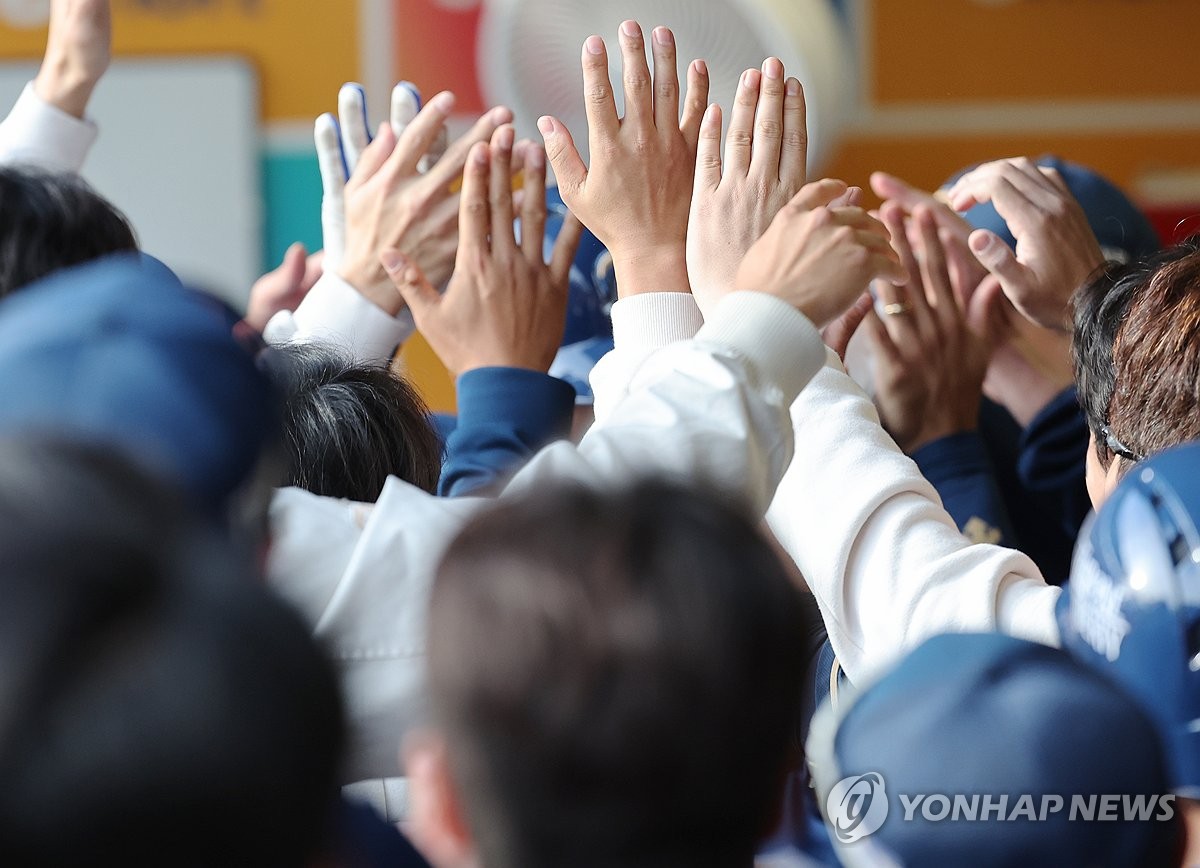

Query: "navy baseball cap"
left=947, top=157, right=1161, bottom=264
left=0, top=254, right=277, bottom=512
left=808, top=633, right=1179, bottom=868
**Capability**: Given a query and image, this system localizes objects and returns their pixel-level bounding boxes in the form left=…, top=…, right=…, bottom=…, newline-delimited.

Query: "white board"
left=0, top=57, right=261, bottom=307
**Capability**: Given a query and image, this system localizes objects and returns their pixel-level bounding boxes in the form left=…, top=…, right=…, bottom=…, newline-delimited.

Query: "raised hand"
left=34, top=0, right=111, bottom=119
left=735, top=179, right=906, bottom=327
left=866, top=204, right=1000, bottom=454
left=383, top=127, right=584, bottom=376
left=330, top=92, right=515, bottom=315
left=944, top=157, right=1106, bottom=331
left=244, top=243, right=324, bottom=333
left=686, top=58, right=808, bottom=315
left=539, top=21, right=709, bottom=297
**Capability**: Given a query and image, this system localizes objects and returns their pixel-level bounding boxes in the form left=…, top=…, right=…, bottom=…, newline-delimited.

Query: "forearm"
left=766, top=350, right=1061, bottom=683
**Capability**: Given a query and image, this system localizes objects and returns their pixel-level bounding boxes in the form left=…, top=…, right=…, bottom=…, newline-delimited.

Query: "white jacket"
left=267, top=289, right=826, bottom=782
left=0, top=82, right=97, bottom=171
left=594, top=292, right=1062, bottom=686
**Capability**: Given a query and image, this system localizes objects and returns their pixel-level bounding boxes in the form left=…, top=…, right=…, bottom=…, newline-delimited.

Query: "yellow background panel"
left=872, top=0, right=1200, bottom=102
left=0, top=2, right=360, bottom=121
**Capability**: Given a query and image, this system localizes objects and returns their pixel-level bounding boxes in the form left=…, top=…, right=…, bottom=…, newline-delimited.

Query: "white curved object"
left=478, top=0, right=854, bottom=173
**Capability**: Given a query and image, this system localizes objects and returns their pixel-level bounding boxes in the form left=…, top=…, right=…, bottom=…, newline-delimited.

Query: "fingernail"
left=786, top=77, right=801, bottom=97
left=472, top=143, right=489, bottom=165
left=585, top=35, right=604, bottom=55
left=495, top=126, right=514, bottom=151
left=381, top=250, right=405, bottom=273
left=528, top=146, right=545, bottom=169
left=971, top=232, right=992, bottom=253
left=703, top=103, right=719, bottom=126
left=537, top=116, right=555, bottom=136
left=762, top=57, right=783, bottom=80
left=621, top=20, right=640, bottom=38
left=431, top=92, right=455, bottom=113
left=741, top=69, right=761, bottom=89
left=491, top=106, right=513, bottom=124
left=653, top=26, right=673, bottom=46
left=694, top=59, right=708, bottom=76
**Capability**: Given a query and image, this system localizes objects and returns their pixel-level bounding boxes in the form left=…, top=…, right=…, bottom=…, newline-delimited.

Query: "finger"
left=725, top=68, right=761, bottom=176
left=382, top=249, right=440, bottom=317
left=489, top=126, right=517, bottom=257
left=864, top=307, right=905, bottom=367
left=280, top=241, right=308, bottom=281
left=778, top=76, right=808, bottom=191
left=550, top=213, right=586, bottom=289
left=425, top=105, right=514, bottom=192
left=750, top=57, right=785, bottom=180
left=390, top=91, right=457, bottom=176
left=679, top=59, right=710, bottom=154
left=964, top=274, right=1005, bottom=344
left=913, top=207, right=955, bottom=320
left=538, top=116, right=589, bottom=199
left=338, top=83, right=371, bottom=174
left=970, top=228, right=1033, bottom=289
left=788, top=178, right=849, bottom=211
left=824, top=291, right=874, bottom=361
left=349, top=122, right=397, bottom=187
left=870, top=171, right=936, bottom=214
left=618, top=20, right=654, bottom=127
left=880, top=202, right=920, bottom=287
left=581, top=34, right=620, bottom=152
left=315, top=112, right=349, bottom=193
left=834, top=186, right=863, bottom=208
left=521, top=144, right=548, bottom=263
left=302, top=251, right=326, bottom=293
left=650, top=26, right=680, bottom=132
left=694, top=103, right=723, bottom=192
left=459, top=142, right=492, bottom=253
left=391, top=81, right=422, bottom=137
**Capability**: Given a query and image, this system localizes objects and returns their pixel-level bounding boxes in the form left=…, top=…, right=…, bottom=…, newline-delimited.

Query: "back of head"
left=0, top=166, right=137, bottom=298
left=0, top=437, right=344, bottom=868
left=1060, top=441, right=1200, bottom=799
left=1073, top=238, right=1200, bottom=470
left=809, top=633, right=1180, bottom=868
left=264, top=343, right=441, bottom=501
left=0, top=254, right=278, bottom=514
left=428, top=479, right=811, bottom=868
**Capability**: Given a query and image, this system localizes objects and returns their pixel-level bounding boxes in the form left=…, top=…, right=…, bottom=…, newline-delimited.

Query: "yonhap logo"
left=827, top=773, right=889, bottom=843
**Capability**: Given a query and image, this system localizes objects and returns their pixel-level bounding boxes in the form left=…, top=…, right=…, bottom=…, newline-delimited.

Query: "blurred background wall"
left=2, top=0, right=1198, bottom=411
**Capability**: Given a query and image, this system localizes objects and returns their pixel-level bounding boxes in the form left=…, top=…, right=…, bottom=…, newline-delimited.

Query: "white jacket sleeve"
left=0, top=83, right=98, bottom=172
left=268, top=290, right=827, bottom=782
left=766, top=350, right=1063, bottom=683
left=262, top=271, right=415, bottom=364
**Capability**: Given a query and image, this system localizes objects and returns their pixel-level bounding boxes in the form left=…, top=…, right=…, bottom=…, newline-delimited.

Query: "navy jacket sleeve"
left=912, top=431, right=1019, bottom=548
left=438, top=367, right=576, bottom=498
left=1016, top=386, right=1092, bottom=540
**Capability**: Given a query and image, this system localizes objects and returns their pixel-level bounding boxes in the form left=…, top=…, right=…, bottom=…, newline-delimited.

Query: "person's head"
left=808, top=633, right=1182, bottom=868
left=0, top=166, right=137, bottom=298
left=264, top=343, right=441, bottom=501
left=0, top=254, right=279, bottom=518
left=1072, top=238, right=1200, bottom=505
left=409, top=479, right=812, bottom=868
left=0, top=436, right=345, bottom=867
left=1059, top=442, right=1200, bottom=805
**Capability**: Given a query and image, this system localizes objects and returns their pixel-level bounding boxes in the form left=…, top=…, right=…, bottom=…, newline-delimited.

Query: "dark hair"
left=428, top=479, right=812, bottom=868
left=0, top=437, right=345, bottom=868
left=265, top=343, right=442, bottom=501
left=1073, top=237, right=1200, bottom=468
left=0, top=167, right=137, bottom=298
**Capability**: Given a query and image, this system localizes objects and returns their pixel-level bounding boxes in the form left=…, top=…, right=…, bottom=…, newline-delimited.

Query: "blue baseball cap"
left=808, top=633, right=1179, bottom=868
left=0, top=254, right=277, bottom=512
left=1059, top=442, right=1200, bottom=799
left=948, top=157, right=1161, bottom=264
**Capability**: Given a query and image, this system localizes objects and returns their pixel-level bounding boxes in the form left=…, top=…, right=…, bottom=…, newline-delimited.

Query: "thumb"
left=280, top=242, right=308, bottom=283
left=549, top=213, right=586, bottom=290
left=964, top=275, right=1006, bottom=345
left=537, top=116, right=587, bottom=199
left=970, top=229, right=1029, bottom=286
left=382, top=249, right=440, bottom=317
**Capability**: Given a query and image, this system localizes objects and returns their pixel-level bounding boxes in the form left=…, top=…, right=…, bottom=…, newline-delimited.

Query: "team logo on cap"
left=827, top=772, right=889, bottom=843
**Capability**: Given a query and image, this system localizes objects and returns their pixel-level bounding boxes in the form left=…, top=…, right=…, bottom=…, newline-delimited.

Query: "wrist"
left=612, top=246, right=690, bottom=298
left=337, top=264, right=407, bottom=317
left=34, top=59, right=97, bottom=120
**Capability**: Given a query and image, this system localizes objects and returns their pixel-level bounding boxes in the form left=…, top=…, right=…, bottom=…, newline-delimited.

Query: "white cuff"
left=610, top=292, right=704, bottom=351
left=264, top=272, right=414, bottom=364
left=0, top=83, right=98, bottom=173
left=696, top=291, right=825, bottom=407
